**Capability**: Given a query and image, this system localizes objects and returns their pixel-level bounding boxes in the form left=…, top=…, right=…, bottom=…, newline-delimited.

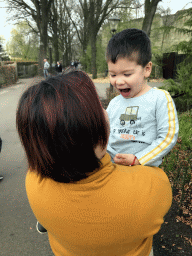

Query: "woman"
left=55, top=61, right=63, bottom=74
left=16, top=71, right=172, bottom=256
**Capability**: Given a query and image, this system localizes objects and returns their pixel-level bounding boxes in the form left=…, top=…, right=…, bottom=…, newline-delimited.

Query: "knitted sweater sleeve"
left=135, top=89, right=179, bottom=166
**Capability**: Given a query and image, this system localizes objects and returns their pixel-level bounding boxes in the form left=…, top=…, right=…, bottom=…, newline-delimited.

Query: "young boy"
left=106, top=28, right=179, bottom=167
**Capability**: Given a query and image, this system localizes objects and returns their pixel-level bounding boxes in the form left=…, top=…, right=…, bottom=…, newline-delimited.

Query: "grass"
left=178, top=110, right=192, bottom=150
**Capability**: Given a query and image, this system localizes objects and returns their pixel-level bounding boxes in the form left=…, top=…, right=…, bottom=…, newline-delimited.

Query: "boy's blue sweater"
left=106, top=87, right=179, bottom=167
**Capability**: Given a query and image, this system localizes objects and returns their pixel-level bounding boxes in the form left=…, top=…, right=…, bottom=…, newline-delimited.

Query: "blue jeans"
left=44, top=69, right=49, bottom=78
left=149, top=247, right=154, bottom=256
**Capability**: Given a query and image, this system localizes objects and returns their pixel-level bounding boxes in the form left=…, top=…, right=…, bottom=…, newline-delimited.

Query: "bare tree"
left=6, top=0, right=54, bottom=71
left=64, top=0, right=120, bottom=78
left=63, top=0, right=92, bottom=67
left=115, top=0, right=162, bottom=36
left=117, top=0, right=143, bottom=19
left=49, top=0, right=59, bottom=62
left=49, top=0, right=76, bottom=66
left=142, top=0, right=162, bottom=36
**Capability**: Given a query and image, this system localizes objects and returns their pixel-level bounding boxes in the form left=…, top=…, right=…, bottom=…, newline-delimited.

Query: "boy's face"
left=108, top=57, right=152, bottom=99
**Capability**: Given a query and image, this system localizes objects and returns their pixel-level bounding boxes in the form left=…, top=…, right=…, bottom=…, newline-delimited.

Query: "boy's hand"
left=114, top=154, right=140, bottom=166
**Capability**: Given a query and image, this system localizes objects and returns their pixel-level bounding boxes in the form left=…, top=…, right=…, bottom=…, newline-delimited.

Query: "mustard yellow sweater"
left=26, top=153, right=172, bottom=256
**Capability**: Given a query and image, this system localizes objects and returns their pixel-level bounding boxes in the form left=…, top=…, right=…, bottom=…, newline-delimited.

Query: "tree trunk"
left=52, top=0, right=59, bottom=63
left=53, top=37, right=59, bottom=63
left=142, top=0, right=162, bottom=37
left=38, top=41, right=45, bottom=75
left=37, top=0, right=50, bottom=75
left=90, top=32, right=97, bottom=79
left=89, top=1, right=97, bottom=78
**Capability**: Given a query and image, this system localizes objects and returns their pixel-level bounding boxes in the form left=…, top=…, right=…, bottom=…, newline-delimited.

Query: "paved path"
left=0, top=78, right=54, bottom=255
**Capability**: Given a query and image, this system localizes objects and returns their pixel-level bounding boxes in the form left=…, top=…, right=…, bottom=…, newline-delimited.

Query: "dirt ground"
left=153, top=196, right=192, bottom=256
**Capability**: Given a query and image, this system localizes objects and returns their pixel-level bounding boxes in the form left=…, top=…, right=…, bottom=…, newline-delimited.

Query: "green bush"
left=0, top=65, right=17, bottom=86
left=178, top=110, right=192, bottom=149
left=173, top=97, right=192, bottom=113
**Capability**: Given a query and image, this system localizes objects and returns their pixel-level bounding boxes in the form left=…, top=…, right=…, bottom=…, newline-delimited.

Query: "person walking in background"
left=70, top=60, right=74, bottom=68
left=55, top=61, right=62, bottom=74
left=74, top=60, right=79, bottom=70
left=16, top=71, right=172, bottom=256
left=43, top=58, right=50, bottom=79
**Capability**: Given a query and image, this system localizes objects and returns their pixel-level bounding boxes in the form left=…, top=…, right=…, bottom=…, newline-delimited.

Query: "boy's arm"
left=135, top=89, right=179, bottom=166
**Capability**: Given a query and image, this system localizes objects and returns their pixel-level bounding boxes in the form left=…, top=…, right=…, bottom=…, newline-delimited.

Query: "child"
left=106, top=28, right=179, bottom=167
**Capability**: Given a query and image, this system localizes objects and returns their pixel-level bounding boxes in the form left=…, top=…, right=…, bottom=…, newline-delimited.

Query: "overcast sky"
left=1, top=0, right=192, bottom=44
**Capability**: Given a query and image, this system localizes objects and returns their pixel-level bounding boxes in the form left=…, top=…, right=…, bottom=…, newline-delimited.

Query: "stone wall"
left=102, top=8, right=192, bottom=55
left=152, top=10, right=191, bottom=51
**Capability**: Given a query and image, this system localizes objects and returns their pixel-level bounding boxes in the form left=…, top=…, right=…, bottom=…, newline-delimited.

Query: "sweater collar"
left=64, top=153, right=115, bottom=190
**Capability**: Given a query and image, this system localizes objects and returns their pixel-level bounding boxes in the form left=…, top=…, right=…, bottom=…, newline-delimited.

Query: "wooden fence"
left=162, top=52, right=187, bottom=79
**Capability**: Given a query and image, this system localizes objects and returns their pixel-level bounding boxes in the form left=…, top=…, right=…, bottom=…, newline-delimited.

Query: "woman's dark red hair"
left=16, top=71, right=108, bottom=183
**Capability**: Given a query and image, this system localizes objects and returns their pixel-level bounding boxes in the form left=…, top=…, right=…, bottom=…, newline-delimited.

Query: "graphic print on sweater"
left=113, top=106, right=145, bottom=142
left=119, top=106, right=140, bottom=126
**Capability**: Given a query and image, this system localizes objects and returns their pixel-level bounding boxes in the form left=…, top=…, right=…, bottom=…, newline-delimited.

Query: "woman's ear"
left=144, top=61, right=152, bottom=78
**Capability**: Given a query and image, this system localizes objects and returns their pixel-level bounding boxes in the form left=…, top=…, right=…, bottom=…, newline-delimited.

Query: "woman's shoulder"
left=113, top=164, right=171, bottom=194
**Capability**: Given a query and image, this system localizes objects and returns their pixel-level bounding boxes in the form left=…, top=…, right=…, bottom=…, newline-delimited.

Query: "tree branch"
left=62, top=0, right=83, bottom=44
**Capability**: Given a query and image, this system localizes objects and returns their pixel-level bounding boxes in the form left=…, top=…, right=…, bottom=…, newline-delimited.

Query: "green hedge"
left=0, top=65, right=17, bottom=87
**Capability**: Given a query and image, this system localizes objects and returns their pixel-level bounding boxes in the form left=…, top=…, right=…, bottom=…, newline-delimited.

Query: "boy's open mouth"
left=119, top=88, right=130, bottom=93
left=119, top=88, right=131, bottom=98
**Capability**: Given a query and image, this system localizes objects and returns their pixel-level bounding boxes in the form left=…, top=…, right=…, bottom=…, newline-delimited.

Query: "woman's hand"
left=114, top=154, right=140, bottom=166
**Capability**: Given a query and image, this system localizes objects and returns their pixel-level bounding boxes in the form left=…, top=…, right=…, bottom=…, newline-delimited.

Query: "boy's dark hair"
left=106, top=28, right=151, bottom=67
left=16, top=71, right=108, bottom=183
